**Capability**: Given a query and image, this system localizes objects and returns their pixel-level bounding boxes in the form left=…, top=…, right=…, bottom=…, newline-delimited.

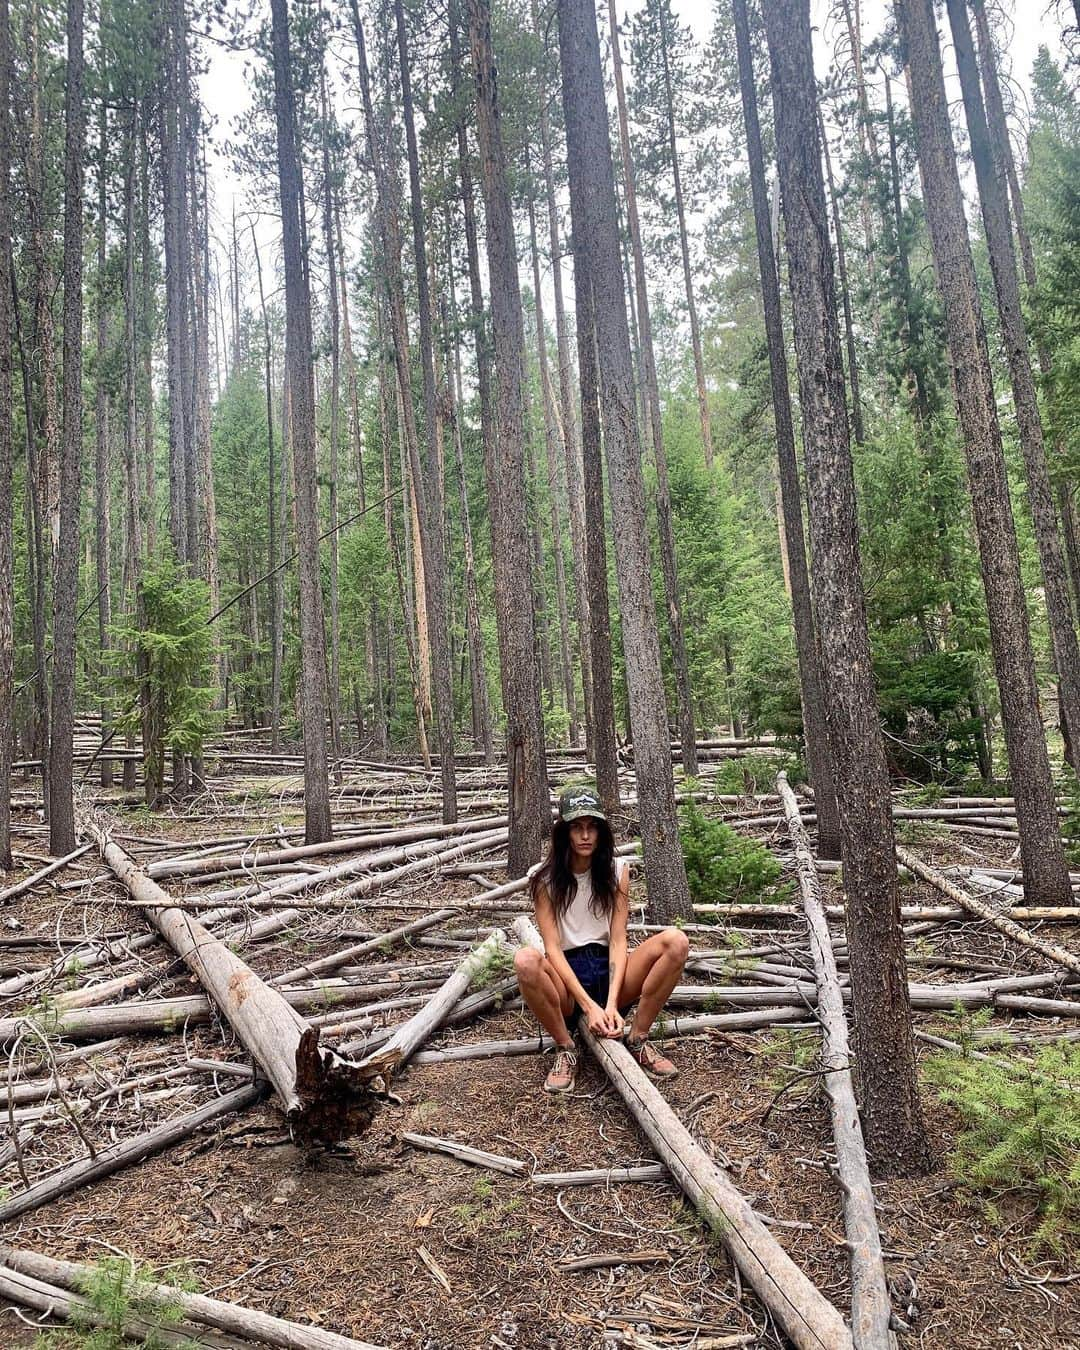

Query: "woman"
left=514, top=785, right=690, bottom=1094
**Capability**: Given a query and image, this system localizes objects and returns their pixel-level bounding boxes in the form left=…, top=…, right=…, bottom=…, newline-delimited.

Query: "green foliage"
left=111, top=551, right=218, bottom=798
left=678, top=799, right=786, bottom=905
left=467, top=943, right=514, bottom=993
left=34, top=1255, right=200, bottom=1350
left=1060, top=768, right=1080, bottom=866
left=924, top=1040, right=1080, bottom=1253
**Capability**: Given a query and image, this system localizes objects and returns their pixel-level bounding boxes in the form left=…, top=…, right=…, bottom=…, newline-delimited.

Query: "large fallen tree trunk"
left=895, top=845, right=1080, bottom=978
left=0, top=1082, right=267, bottom=1222
left=357, top=931, right=507, bottom=1082
left=511, top=917, right=853, bottom=1350
left=78, top=813, right=385, bottom=1142
left=1, top=1247, right=387, bottom=1350
left=778, top=773, right=892, bottom=1348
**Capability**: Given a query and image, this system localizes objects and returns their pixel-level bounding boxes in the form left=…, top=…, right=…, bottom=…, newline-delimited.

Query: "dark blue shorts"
left=564, top=943, right=632, bottom=1029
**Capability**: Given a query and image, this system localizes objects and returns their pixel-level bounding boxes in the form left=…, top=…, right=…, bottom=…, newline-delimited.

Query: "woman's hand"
left=584, top=1001, right=617, bottom=1037
left=584, top=1002, right=622, bottom=1038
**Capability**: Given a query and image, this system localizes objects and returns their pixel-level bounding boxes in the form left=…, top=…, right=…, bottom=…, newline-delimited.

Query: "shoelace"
left=553, top=1049, right=578, bottom=1074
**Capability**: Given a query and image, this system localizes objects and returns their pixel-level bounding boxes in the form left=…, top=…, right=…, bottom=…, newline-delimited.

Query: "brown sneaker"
left=543, top=1046, right=579, bottom=1094
left=626, top=1034, right=677, bottom=1078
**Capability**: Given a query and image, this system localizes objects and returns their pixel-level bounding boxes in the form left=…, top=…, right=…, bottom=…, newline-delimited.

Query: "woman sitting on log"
left=514, top=785, right=689, bottom=1094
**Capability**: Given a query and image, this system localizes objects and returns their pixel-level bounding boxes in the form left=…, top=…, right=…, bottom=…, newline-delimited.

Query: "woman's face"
left=568, top=816, right=599, bottom=862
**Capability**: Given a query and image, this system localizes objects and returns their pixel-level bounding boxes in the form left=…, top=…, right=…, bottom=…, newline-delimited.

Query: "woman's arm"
left=604, top=863, right=630, bottom=1030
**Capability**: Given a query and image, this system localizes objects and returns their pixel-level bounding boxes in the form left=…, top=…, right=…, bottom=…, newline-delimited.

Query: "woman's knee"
left=662, top=926, right=690, bottom=964
left=514, top=947, right=544, bottom=984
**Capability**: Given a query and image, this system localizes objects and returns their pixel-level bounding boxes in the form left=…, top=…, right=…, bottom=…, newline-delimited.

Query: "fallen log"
left=895, top=846, right=1080, bottom=978
left=0, top=977, right=445, bottom=1045
left=401, top=1130, right=527, bottom=1176
left=2, top=1247, right=388, bottom=1350
left=778, top=772, right=892, bottom=1349
left=0, top=844, right=93, bottom=906
left=692, top=902, right=1080, bottom=922
left=356, top=931, right=508, bottom=1081
left=0, top=1264, right=238, bottom=1348
left=410, top=1035, right=555, bottom=1065
left=0, top=1082, right=267, bottom=1222
left=533, top=1164, right=667, bottom=1187
left=555, top=1250, right=670, bottom=1272
left=79, top=814, right=386, bottom=1142
left=147, top=814, right=512, bottom=879
left=512, top=917, right=853, bottom=1350
left=270, top=908, right=458, bottom=988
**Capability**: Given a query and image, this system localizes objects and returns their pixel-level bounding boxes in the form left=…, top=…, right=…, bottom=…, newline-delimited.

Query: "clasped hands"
left=583, top=1000, right=623, bottom=1038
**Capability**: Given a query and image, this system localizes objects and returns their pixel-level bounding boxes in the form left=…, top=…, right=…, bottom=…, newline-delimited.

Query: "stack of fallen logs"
left=1, top=783, right=1078, bottom=1349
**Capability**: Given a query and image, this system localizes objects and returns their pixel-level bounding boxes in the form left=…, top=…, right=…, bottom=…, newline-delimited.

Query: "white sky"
left=198, top=0, right=1071, bottom=327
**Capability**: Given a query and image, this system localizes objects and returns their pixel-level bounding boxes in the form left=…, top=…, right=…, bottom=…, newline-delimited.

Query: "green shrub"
left=679, top=799, right=786, bottom=905
left=1061, top=768, right=1080, bottom=867
left=34, top=1255, right=200, bottom=1349
left=923, top=1040, right=1080, bottom=1253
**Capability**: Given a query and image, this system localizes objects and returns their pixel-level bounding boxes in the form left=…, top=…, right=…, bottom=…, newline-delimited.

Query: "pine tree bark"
left=468, top=0, right=550, bottom=874
left=819, top=114, right=865, bottom=446
left=730, top=0, right=837, bottom=861
left=945, top=0, right=1080, bottom=774
left=608, top=0, right=697, bottom=778
left=161, top=0, right=188, bottom=562
left=94, top=97, right=113, bottom=789
left=0, top=0, right=13, bottom=867
left=558, top=0, right=690, bottom=919
left=48, top=0, right=84, bottom=856
left=762, top=0, right=930, bottom=1175
left=192, top=149, right=220, bottom=717
left=320, top=67, right=344, bottom=777
left=656, top=1, right=711, bottom=468
left=574, top=265, right=621, bottom=820
left=898, top=0, right=1070, bottom=905
left=120, top=106, right=140, bottom=794
left=533, top=0, right=593, bottom=751
left=526, top=172, right=578, bottom=745
left=269, top=0, right=332, bottom=844
left=393, top=0, right=457, bottom=821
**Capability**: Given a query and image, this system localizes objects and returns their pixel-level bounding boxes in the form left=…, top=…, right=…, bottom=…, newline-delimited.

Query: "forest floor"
left=1, top=757, right=1078, bottom=1349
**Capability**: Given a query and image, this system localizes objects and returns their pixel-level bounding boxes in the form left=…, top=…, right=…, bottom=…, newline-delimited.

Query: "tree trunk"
left=94, top=97, right=113, bottom=789
left=946, top=0, right=1080, bottom=776
left=250, top=226, right=282, bottom=755
left=534, top=0, right=593, bottom=751
left=898, top=0, right=1070, bottom=905
left=0, top=0, right=13, bottom=867
left=608, top=0, right=697, bottom=778
left=732, top=0, right=841, bottom=860
left=762, top=0, right=930, bottom=1175
left=120, top=107, right=140, bottom=795
left=574, top=270, right=621, bottom=819
left=192, top=149, right=220, bottom=721
left=320, top=67, right=344, bottom=777
left=48, top=0, right=84, bottom=856
left=161, top=0, right=188, bottom=562
left=558, top=0, right=689, bottom=918
left=393, top=0, right=457, bottom=822
left=269, top=0, right=332, bottom=844
left=657, top=2, right=711, bottom=468
left=525, top=172, right=577, bottom=744
left=468, top=0, right=550, bottom=874
left=819, top=113, right=865, bottom=446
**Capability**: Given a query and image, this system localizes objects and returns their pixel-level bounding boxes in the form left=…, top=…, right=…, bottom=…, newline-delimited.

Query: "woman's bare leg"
left=619, top=927, right=690, bottom=1039
left=514, top=948, right=576, bottom=1048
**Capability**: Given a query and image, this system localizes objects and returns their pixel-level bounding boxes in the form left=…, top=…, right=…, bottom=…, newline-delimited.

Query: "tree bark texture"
left=558, top=0, right=690, bottom=921
left=733, top=0, right=841, bottom=861
left=94, top=98, right=113, bottom=789
left=468, top=0, right=550, bottom=875
left=0, top=0, right=13, bottom=868
left=946, top=0, right=1080, bottom=775
left=763, top=0, right=931, bottom=1174
left=270, top=0, right=332, bottom=843
left=608, top=0, right=697, bottom=779
left=48, top=0, right=84, bottom=856
left=898, top=0, right=1070, bottom=905
left=394, top=0, right=457, bottom=821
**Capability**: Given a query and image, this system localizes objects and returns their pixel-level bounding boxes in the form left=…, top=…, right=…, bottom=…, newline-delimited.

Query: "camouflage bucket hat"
left=558, top=785, right=607, bottom=824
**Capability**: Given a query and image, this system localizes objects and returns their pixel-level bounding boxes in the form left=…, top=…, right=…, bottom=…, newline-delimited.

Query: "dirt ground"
left=2, top=793, right=1078, bottom=1349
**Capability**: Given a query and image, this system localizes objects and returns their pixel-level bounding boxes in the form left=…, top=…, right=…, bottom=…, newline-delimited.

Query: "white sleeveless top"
left=555, top=859, right=628, bottom=951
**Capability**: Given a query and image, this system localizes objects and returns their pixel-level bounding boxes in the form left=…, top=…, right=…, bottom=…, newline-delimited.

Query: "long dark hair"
left=530, top=816, right=618, bottom=921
